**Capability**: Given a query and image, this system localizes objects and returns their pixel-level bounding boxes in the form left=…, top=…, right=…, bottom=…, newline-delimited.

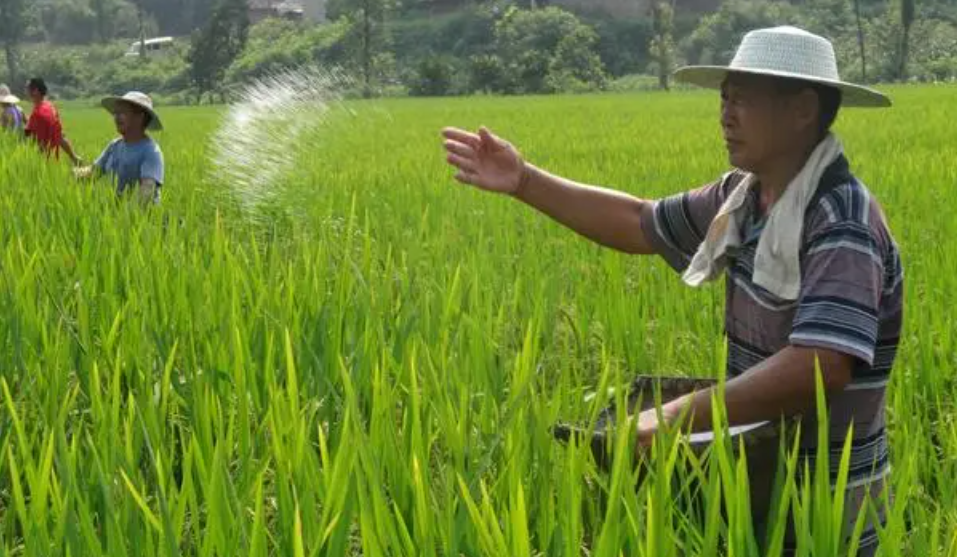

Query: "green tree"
left=0, top=0, right=28, bottom=88
left=898, top=0, right=916, bottom=79
left=188, top=0, right=249, bottom=101
left=649, top=1, right=675, bottom=90
left=682, top=0, right=799, bottom=65
left=592, top=18, right=654, bottom=78
left=140, top=0, right=217, bottom=35
left=494, top=6, right=606, bottom=94
left=132, top=0, right=147, bottom=56
left=409, top=55, right=455, bottom=96
left=90, top=0, right=110, bottom=42
left=227, top=18, right=353, bottom=83
left=467, top=54, right=506, bottom=93
left=345, top=0, right=392, bottom=98
left=853, top=0, right=867, bottom=80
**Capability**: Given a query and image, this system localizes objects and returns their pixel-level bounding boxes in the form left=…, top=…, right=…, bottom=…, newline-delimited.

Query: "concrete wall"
left=302, top=0, right=326, bottom=23
left=248, top=0, right=325, bottom=24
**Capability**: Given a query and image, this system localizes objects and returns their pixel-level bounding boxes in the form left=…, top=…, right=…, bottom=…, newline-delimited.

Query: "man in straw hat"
left=0, top=84, right=26, bottom=134
left=441, top=26, right=900, bottom=554
left=24, top=78, right=82, bottom=165
left=75, top=91, right=165, bottom=205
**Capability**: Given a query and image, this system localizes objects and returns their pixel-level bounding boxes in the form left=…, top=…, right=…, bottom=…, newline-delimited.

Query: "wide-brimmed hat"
left=101, top=91, right=163, bottom=130
left=0, top=84, right=19, bottom=105
left=674, top=26, right=891, bottom=108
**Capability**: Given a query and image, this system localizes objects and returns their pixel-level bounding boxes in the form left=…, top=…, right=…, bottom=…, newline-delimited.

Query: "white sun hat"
left=0, top=84, right=19, bottom=105
left=101, top=91, right=163, bottom=131
left=674, top=26, right=891, bottom=108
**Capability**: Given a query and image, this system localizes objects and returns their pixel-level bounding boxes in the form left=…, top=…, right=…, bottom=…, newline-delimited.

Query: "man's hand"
left=442, top=127, right=526, bottom=194
left=138, top=179, right=158, bottom=206
left=73, top=166, right=94, bottom=180
left=632, top=403, right=683, bottom=458
left=634, top=407, right=662, bottom=448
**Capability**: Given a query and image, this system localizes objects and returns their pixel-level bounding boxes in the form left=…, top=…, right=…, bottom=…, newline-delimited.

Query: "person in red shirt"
left=24, top=78, right=81, bottom=165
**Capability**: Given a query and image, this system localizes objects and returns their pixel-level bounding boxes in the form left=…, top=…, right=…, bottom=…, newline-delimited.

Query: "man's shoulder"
left=805, top=176, right=899, bottom=257
left=37, top=101, right=57, bottom=116
left=146, top=137, right=163, bottom=154
left=104, top=137, right=124, bottom=152
left=29, top=102, right=58, bottom=124
left=130, top=137, right=162, bottom=155
left=807, top=176, right=880, bottom=228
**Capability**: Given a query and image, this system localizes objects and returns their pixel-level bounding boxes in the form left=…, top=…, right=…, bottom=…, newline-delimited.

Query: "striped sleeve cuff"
left=790, top=296, right=879, bottom=365
left=640, top=199, right=693, bottom=272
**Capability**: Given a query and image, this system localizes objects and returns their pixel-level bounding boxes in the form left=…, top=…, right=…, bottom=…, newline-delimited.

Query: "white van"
left=124, top=37, right=175, bottom=58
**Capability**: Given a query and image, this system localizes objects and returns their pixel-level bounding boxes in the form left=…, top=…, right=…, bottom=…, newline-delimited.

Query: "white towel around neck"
left=682, top=134, right=844, bottom=300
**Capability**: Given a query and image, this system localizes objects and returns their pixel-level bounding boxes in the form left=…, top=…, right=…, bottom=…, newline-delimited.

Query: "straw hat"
left=674, top=26, right=891, bottom=108
left=101, top=91, right=163, bottom=131
left=0, top=84, right=19, bottom=105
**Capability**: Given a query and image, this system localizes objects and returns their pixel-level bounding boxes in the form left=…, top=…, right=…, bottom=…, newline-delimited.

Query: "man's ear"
left=791, top=88, right=819, bottom=134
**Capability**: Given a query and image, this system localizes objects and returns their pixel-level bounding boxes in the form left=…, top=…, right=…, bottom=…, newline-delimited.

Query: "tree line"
left=0, top=0, right=954, bottom=102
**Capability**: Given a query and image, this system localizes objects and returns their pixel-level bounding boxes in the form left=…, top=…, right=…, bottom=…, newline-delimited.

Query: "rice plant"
left=0, top=86, right=952, bottom=555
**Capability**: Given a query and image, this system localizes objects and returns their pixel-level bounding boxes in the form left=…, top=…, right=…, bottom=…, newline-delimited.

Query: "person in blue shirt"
left=75, top=91, right=165, bottom=205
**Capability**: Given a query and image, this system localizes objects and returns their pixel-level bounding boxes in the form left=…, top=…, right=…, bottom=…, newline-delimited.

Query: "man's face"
left=113, top=102, right=146, bottom=135
left=720, top=74, right=818, bottom=172
left=25, top=83, right=42, bottom=103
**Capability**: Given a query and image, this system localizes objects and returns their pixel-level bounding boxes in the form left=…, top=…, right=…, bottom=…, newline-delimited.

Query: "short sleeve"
left=639, top=172, right=741, bottom=272
left=94, top=142, right=115, bottom=172
left=141, top=144, right=164, bottom=185
left=789, top=220, right=884, bottom=366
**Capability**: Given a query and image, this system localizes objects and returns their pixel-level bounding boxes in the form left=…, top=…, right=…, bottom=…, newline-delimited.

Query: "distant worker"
left=0, top=84, right=26, bottom=134
left=24, top=78, right=82, bottom=165
left=74, top=91, right=165, bottom=205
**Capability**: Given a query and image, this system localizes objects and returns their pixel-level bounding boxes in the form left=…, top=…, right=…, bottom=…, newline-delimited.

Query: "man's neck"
left=123, top=130, right=147, bottom=143
left=754, top=140, right=819, bottom=214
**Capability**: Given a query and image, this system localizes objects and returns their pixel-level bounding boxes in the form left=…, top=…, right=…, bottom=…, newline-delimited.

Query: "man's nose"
left=720, top=103, right=735, bottom=130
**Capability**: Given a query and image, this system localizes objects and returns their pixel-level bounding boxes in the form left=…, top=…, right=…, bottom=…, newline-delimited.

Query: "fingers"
left=454, top=170, right=477, bottom=186
left=442, top=127, right=480, bottom=149
left=444, top=126, right=506, bottom=153
left=478, top=126, right=508, bottom=150
left=443, top=139, right=476, bottom=159
left=446, top=152, right=477, bottom=174
left=478, top=126, right=495, bottom=144
left=444, top=138, right=479, bottom=173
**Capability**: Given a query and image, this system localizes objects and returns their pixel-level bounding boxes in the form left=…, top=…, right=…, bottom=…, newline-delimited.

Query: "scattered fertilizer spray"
left=210, top=66, right=352, bottom=219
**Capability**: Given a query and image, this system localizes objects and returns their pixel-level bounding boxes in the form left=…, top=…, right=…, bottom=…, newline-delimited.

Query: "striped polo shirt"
left=640, top=155, right=903, bottom=552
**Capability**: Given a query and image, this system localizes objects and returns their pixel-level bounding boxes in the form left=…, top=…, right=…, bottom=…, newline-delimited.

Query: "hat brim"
left=102, top=96, right=163, bottom=131
left=673, top=66, right=891, bottom=108
left=0, top=95, right=19, bottom=104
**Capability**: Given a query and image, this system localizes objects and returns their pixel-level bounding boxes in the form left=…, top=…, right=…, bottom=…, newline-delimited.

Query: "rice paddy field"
left=0, top=85, right=954, bottom=556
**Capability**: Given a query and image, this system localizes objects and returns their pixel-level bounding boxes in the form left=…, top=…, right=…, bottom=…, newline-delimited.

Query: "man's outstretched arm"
left=60, top=137, right=82, bottom=166
left=443, top=126, right=656, bottom=255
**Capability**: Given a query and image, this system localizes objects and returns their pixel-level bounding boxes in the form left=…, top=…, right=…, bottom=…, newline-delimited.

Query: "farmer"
left=0, top=84, right=26, bottom=134
left=74, top=91, right=165, bottom=205
left=24, top=78, right=82, bottom=165
left=442, top=26, right=900, bottom=555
